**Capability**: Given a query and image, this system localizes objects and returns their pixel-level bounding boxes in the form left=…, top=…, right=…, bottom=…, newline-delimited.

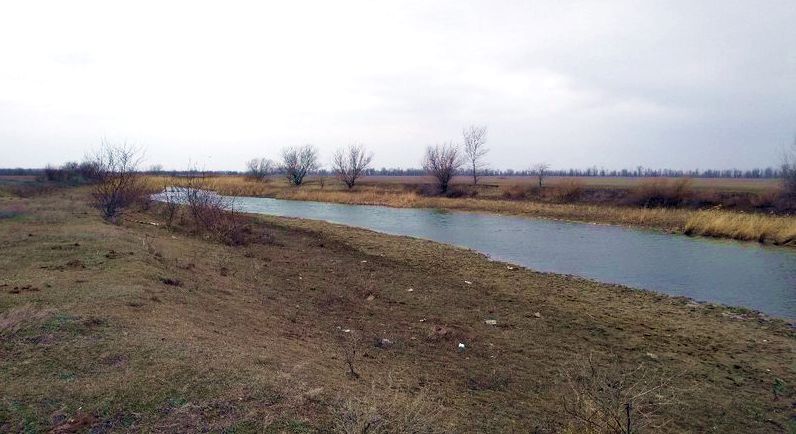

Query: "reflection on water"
left=177, top=193, right=796, bottom=318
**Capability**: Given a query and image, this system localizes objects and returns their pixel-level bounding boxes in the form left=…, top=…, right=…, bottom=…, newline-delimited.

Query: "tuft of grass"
left=684, top=210, right=796, bottom=245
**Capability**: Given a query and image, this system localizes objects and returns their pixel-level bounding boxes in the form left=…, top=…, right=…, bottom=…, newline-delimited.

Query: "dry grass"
left=685, top=211, right=796, bottom=245
left=1, top=188, right=795, bottom=432
left=146, top=175, right=796, bottom=246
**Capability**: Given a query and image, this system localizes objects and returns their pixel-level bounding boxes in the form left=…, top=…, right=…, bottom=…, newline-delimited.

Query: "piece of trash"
left=484, top=319, right=497, bottom=325
left=342, top=329, right=351, bottom=333
left=645, top=352, right=658, bottom=360
left=360, top=260, right=367, bottom=263
left=419, top=318, right=426, bottom=322
left=298, top=276, right=302, bottom=280
left=407, top=288, right=414, bottom=292
left=366, top=294, right=375, bottom=301
left=464, top=280, right=473, bottom=285
left=533, top=312, right=542, bottom=318
left=458, top=342, right=466, bottom=351
left=506, top=266, right=515, bottom=270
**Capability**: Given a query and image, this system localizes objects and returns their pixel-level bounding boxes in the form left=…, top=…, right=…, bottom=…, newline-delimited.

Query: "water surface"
left=223, top=195, right=796, bottom=318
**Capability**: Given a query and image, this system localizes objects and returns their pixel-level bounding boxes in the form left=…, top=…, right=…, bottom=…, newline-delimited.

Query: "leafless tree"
left=245, top=158, right=275, bottom=181
left=463, top=125, right=488, bottom=185
left=533, top=162, right=550, bottom=189
left=332, top=144, right=373, bottom=189
left=281, top=145, right=319, bottom=186
left=88, top=141, right=146, bottom=221
left=782, top=137, right=796, bottom=197
left=423, top=142, right=463, bottom=194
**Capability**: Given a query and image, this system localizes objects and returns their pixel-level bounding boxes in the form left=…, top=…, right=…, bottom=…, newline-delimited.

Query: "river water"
left=164, top=192, right=796, bottom=319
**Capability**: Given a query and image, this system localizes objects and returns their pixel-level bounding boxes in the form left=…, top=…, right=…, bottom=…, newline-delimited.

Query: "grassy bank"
left=1, top=186, right=794, bottom=432
left=145, top=175, right=796, bottom=246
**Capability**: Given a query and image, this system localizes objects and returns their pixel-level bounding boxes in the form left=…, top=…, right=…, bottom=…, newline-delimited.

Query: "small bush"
left=88, top=143, right=147, bottom=221
left=551, top=179, right=585, bottom=202
left=500, top=183, right=533, bottom=200
left=558, top=353, right=678, bottom=434
left=628, top=178, right=693, bottom=208
left=332, top=384, right=443, bottom=433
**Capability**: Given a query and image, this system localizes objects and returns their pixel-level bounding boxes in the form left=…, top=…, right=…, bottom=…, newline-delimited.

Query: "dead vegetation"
left=559, top=353, right=680, bottom=433
left=1, top=187, right=794, bottom=432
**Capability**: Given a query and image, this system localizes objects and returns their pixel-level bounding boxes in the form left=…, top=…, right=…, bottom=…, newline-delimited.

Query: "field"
left=142, top=175, right=796, bottom=247
left=350, top=175, right=781, bottom=193
left=1, top=184, right=794, bottom=432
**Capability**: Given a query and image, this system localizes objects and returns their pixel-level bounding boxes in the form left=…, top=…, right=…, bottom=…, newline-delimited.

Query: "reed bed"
left=144, top=175, right=796, bottom=246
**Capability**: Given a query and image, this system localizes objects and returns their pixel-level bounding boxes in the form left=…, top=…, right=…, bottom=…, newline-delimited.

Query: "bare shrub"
left=332, top=144, right=373, bottom=189
left=422, top=142, right=463, bottom=194
left=88, top=142, right=146, bottom=221
left=181, top=171, right=249, bottom=246
left=336, top=329, right=361, bottom=379
left=282, top=145, right=319, bottom=186
left=245, top=158, right=276, bottom=181
left=159, top=183, right=181, bottom=229
left=500, top=183, right=532, bottom=200
left=629, top=178, right=693, bottom=208
left=559, top=353, right=679, bottom=434
left=333, top=379, right=443, bottom=434
left=42, top=160, right=101, bottom=184
left=553, top=179, right=586, bottom=202
left=463, top=125, right=488, bottom=185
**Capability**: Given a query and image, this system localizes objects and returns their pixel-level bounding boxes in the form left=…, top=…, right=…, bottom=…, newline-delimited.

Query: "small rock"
left=375, top=338, right=393, bottom=348
left=533, top=312, right=542, bottom=318
left=407, top=288, right=414, bottom=292
left=484, top=319, right=497, bottom=325
left=645, top=352, right=658, bottom=360
left=506, top=266, right=515, bottom=270
left=366, top=294, right=375, bottom=301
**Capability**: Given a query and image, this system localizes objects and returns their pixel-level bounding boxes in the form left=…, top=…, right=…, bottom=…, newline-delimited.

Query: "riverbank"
left=145, top=175, right=796, bottom=246
left=1, top=187, right=794, bottom=432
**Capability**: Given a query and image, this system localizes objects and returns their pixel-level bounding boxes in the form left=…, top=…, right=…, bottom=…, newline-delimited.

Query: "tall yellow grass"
left=144, top=175, right=796, bottom=246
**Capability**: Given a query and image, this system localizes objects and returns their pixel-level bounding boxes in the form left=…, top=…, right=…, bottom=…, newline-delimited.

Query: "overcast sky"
left=1, top=1, right=794, bottom=171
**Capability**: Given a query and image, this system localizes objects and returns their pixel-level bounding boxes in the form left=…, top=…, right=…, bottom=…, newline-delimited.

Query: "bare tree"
left=533, top=162, right=550, bottom=189
left=782, top=137, right=796, bottom=197
left=281, top=145, right=319, bottom=186
left=88, top=141, right=146, bottom=221
left=245, top=158, right=275, bottom=181
left=332, top=144, right=373, bottom=189
left=423, top=142, right=463, bottom=194
left=463, top=125, right=488, bottom=185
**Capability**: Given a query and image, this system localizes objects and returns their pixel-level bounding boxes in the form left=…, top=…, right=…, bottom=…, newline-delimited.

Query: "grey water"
left=186, top=193, right=796, bottom=319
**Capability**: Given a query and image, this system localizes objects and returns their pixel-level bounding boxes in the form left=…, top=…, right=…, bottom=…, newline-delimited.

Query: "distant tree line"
left=351, top=166, right=785, bottom=179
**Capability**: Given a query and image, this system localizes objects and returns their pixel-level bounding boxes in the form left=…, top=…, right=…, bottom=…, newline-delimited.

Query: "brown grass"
left=1, top=187, right=794, bottom=432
